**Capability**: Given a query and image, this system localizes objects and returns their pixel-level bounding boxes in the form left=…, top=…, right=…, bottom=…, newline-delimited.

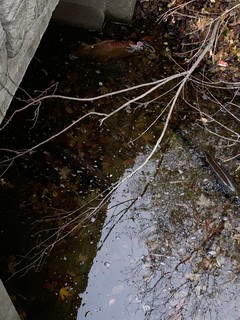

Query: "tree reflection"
left=100, top=145, right=240, bottom=320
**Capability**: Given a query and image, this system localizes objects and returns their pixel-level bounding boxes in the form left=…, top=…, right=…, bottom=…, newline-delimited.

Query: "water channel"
left=0, top=21, right=239, bottom=320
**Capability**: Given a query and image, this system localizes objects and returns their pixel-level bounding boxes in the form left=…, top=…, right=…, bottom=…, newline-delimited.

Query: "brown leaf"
left=59, top=286, right=73, bottom=300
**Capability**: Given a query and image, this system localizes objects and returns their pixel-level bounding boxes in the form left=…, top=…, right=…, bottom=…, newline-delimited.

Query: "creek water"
left=0, top=21, right=239, bottom=320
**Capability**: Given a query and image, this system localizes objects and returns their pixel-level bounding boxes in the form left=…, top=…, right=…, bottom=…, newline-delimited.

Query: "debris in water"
left=203, top=151, right=239, bottom=194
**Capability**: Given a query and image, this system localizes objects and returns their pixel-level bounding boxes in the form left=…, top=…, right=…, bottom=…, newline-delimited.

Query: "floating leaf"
left=59, top=286, right=73, bottom=300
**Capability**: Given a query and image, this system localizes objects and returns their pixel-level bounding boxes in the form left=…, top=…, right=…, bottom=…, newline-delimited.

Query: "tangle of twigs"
left=2, top=18, right=228, bottom=275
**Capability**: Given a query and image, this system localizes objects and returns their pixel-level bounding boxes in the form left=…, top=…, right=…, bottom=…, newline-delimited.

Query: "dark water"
left=0, top=21, right=240, bottom=320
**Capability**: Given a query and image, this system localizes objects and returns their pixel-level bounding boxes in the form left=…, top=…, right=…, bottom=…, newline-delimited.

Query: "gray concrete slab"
left=53, top=0, right=106, bottom=30
left=0, top=0, right=59, bottom=124
left=106, top=0, right=137, bottom=22
left=53, top=0, right=137, bottom=29
left=0, top=279, right=20, bottom=320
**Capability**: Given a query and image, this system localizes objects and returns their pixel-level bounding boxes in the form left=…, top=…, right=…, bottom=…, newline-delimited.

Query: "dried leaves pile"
left=136, top=0, right=240, bottom=83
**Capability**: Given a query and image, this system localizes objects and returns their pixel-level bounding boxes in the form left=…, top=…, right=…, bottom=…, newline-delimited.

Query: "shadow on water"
left=0, top=20, right=239, bottom=320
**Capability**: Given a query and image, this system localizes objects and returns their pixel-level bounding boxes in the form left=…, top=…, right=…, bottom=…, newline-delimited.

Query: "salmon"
left=75, top=40, right=155, bottom=60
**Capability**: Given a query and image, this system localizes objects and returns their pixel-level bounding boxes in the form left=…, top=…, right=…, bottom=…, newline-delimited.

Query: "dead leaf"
left=196, top=194, right=213, bottom=208
left=59, top=286, right=73, bottom=300
left=122, top=158, right=134, bottom=167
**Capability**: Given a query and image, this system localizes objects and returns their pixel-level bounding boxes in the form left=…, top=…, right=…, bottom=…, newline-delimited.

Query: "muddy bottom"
left=0, top=20, right=239, bottom=320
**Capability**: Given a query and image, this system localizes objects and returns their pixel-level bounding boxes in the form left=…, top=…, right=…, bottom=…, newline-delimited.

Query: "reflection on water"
left=78, top=152, right=156, bottom=320
left=0, top=21, right=239, bottom=320
left=78, top=141, right=240, bottom=320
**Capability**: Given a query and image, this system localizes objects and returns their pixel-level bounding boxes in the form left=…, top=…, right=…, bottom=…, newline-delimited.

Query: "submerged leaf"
left=59, top=286, right=73, bottom=300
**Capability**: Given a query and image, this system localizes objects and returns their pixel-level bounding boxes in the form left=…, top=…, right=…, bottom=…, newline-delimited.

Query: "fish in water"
left=75, top=40, right=155, bottom=60
left=203, top=151, right=239, bottom=194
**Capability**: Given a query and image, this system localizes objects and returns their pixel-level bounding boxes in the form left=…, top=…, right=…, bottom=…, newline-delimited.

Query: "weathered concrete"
left=0, top=0, right=60, bottom=124
left=0, top=279, right=20, bottom=320
left=0, top=23, right=7, bottom=90
left=53, top=0, right=106, bottom=30
left=53, top=0, right=137, bottom=29
left=106, top=0, right=137, bottom=23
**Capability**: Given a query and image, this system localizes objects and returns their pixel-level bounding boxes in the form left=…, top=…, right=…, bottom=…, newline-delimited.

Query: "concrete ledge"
left=53, top=0, right=137, bottom=29
left=106, top=0, right=137, bottom=22
left=0, top=279, right=20, bottom=320
left=53, top=0, right=105, bottom=30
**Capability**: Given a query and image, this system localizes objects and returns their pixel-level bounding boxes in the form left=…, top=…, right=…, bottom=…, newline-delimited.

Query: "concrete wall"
left=53, top=0, right=137, bottom=30
left=0, top=0, right=60, bottom=125
left=0, top=279, right=20, bottom=320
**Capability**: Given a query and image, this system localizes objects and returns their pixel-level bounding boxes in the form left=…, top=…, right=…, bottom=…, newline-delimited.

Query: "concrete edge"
left=0, top=279, right=20, bottom=320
